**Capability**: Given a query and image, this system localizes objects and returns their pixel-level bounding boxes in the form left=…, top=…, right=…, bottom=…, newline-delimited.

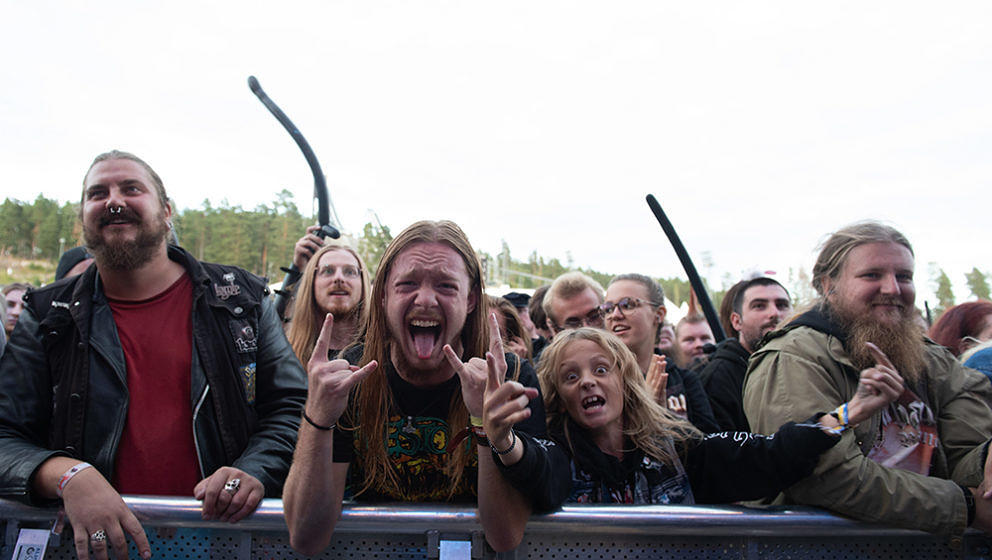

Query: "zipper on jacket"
left=192, top=385, right=210, bottom=479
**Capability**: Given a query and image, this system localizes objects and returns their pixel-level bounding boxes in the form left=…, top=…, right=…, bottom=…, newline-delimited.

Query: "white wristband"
left=56, top=462, right=92, bottom=497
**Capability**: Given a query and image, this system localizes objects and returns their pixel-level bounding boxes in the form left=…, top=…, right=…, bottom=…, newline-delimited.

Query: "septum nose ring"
left=109, top=206, right=123, bottom=215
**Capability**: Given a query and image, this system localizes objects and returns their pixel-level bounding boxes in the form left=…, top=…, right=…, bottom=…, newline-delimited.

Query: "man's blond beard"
left=828, top=301, right=927, bottom=386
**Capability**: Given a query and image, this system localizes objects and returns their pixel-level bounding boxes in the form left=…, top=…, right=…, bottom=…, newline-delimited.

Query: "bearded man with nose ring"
left=0, top=150, right=307, bottom=560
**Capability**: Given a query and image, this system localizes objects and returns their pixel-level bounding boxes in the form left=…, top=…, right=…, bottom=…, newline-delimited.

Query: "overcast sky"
left=2, top=1, right=990, bottom=305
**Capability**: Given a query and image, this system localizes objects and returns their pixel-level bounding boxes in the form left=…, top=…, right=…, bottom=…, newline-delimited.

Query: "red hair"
left=928, top=300, right=992, bottom=356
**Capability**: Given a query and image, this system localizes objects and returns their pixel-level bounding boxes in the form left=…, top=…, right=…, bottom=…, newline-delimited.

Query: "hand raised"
left=667, top=394, right=688, bottom=418
left=444, top=312, right=509, bottom=418
left=293, top=225, right=324, bottom=270
left=194, top=467, right=264, bottom=523
left=480, top=316, right=538, bottom=455
left=306, top=314, right=377, bottom=427
left=646, top=354, right=669, bottom=405
left=847, top=342, right=905, bottom=425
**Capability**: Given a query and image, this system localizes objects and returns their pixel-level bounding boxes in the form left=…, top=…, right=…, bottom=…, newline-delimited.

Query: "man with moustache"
left=701, top=277, right=792, bottom=431
left=0, top=151, right=307, bottom=560
left=286, top=241, right=370, bottom=364
left=744, top=222, right=992, bottom=543
left=283, top=220, right=551, bottom=555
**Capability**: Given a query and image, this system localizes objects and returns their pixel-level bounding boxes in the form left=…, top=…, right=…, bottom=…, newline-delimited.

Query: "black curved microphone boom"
left=645, top=194, right=726, bottom=343
left=248, top=75, right=340, bottom=320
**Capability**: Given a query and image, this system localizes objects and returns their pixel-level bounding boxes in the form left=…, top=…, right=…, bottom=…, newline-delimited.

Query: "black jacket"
left=699, top=338, right=752, bottom=432
left=503, top=416, right=839, bottom=508
left=0, top=246, right=308, bottom=503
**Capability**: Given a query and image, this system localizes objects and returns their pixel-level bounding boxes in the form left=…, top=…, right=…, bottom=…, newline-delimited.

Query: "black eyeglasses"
left=555, top=307, right=605, bottom=331
left=599, top=297, right=658, bottom=315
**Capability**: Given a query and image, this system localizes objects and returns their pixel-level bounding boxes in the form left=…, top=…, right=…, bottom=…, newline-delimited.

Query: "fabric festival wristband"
left=828, top=403, right=851, bottom=427
left=57, top=462, right=93, bottom=497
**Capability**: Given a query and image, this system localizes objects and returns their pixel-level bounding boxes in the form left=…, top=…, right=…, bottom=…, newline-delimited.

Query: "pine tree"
left=932, top=267, right=955, bottom=317
left=965, top=268, right=991, bottom=300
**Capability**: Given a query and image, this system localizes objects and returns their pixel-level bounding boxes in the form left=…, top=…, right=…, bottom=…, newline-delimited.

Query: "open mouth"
left=582, top=395, right=605, bottom=410
left=409, top=319, right=441, bottom=359
left=611, top=324, right=630, bottom=335
left=329, top=289, right=350, bottom=297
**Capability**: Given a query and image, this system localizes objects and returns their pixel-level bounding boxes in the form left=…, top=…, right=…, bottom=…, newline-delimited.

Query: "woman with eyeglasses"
left=486, top=327, right=904, bottom=507
left=287, top=234, right=371, bottom=363
left=602, top=274, right=719, bottom=432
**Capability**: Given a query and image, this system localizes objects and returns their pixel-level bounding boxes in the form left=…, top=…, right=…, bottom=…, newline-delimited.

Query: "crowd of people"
left=1, top=149, right=992, bottom=558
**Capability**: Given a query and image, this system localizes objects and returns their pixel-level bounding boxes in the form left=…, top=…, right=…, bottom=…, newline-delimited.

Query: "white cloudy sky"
left=2, top=1, right=990, bottom=305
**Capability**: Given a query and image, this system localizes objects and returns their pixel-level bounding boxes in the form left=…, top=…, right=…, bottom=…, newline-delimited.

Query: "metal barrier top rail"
left=0, top=496, right=928, bottom=537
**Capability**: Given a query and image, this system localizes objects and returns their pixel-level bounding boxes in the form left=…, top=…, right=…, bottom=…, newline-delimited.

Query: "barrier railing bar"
left=0, top=497, right=941, bottom=538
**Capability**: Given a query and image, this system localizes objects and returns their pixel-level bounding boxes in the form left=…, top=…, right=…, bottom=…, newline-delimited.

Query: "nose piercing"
left=109, top=206, right=123, bottom=215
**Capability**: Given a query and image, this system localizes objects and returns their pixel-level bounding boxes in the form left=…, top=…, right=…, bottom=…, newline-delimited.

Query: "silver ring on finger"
left=223, top=478, right=241, bottom=495
left=90, top=529, right=107, bottom=543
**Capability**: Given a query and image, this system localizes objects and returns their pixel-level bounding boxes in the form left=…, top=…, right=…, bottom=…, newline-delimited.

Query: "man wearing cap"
left=55, top=247, right=95, bottom=281
left=0, top=150, right=307, bottom=560
left=503, top=291, right=549, bottom=360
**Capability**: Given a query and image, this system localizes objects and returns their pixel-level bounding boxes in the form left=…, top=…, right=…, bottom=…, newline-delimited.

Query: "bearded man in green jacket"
left=744, top=221, right=992, bottom=546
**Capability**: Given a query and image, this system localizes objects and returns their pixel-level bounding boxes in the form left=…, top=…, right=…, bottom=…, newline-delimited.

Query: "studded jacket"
left=0, top=246, right=308, bottom=504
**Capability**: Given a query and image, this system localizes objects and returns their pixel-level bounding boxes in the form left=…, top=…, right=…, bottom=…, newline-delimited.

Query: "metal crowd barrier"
left=2, top=497, right=991, bottom=559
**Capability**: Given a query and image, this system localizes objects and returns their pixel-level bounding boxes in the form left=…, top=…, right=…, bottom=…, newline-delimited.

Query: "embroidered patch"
left=240, top=362, right=256, bottom=404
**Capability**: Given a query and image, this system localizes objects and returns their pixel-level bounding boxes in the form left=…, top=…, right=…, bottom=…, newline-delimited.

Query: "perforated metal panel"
left=254, top=532, right=429, bottom=559
left=755, top=537, right=970, bottom=560
left=35, top=528, right=249, bottom=560
left=520, top=535, right=746, bottom=559
left=5, top=500, right=992, bottom=560
left=10, top=528, right=992, bottom=560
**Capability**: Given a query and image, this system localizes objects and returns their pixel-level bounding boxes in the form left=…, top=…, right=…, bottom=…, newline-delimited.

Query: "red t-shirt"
left=109, top=274, right=201, bottom=495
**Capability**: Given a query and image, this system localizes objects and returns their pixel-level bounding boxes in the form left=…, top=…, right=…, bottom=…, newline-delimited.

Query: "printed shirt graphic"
left=336, top=364, right=478, bottom=502
left=352, top=411, right=477, bottom=502
left=569, top=438, right=694, bottom=505
left=866, top=385, right=938, bottom=475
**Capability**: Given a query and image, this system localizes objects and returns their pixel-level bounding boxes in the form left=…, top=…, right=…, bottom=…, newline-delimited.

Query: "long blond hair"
left=537, top=328, right=700, bottom=465
left=351, top=220, right=488, bottom=498
left=287, top=243, right=371, bottom=364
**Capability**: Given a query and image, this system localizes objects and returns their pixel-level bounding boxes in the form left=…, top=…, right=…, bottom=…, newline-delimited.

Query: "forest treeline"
left=3, top=194, right=988, bottom=317
left=0, top=193, right=702, bottom=306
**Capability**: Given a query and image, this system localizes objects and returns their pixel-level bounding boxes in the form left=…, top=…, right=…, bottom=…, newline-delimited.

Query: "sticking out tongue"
left=413, top=329, right=438, bottom=359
